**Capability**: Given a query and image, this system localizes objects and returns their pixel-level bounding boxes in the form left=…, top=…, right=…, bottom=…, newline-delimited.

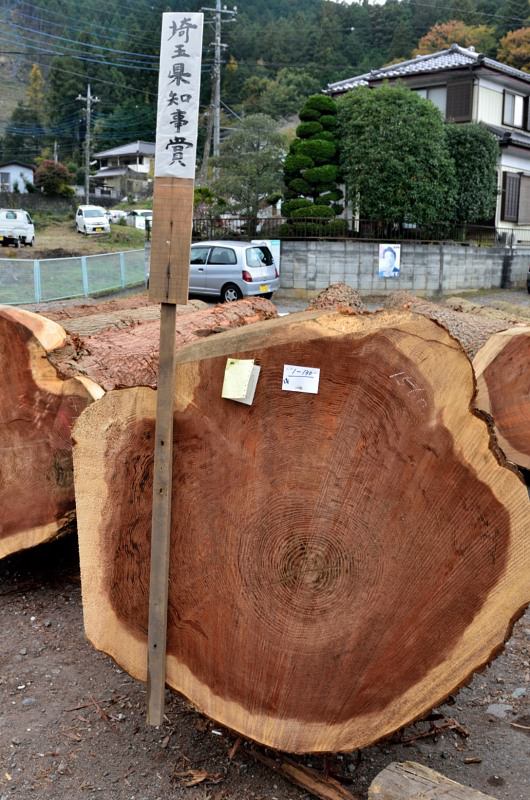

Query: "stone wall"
left=279, top=240, right=529, bottom=297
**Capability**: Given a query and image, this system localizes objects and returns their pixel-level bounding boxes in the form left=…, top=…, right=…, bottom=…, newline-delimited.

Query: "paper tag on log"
left=282, top=365, right=320, bottom=394
left=222, top=358, right=260, bottom=405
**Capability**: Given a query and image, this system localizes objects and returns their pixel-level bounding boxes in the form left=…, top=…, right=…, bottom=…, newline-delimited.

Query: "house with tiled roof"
left=91, top=141, right=155, bottom=199
left=326, top=44, right=530, bottom=231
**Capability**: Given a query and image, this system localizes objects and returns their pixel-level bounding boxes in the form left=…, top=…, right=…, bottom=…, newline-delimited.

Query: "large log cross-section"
left=73, top=309, right=529, bottom=753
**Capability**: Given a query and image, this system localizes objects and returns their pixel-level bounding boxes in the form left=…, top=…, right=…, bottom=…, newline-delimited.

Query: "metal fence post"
left=81, top=257, right=89, bottom=297
left=33, top=260, right=41, bottom=303
left=120, top=251, right=126, bottom=288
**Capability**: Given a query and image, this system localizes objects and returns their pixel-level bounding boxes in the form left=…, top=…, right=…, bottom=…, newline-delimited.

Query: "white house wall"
left=0, top=165, right=34, bottom=193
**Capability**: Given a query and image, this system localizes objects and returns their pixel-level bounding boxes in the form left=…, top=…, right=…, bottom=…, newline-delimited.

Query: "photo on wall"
left=378, top=244, right=401, bottom=278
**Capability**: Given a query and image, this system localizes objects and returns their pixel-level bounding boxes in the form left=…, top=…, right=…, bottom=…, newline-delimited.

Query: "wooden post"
left=146, top=11, right=204, bottom=726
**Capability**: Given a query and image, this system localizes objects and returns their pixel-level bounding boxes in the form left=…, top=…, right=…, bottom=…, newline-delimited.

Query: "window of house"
left=138, top=156, right=144, bottom=164
left=0, top=172, right=9, bottom=189
left=100, top=159, right=108, bottom=167
left=416, top=86, right=447, bottom=115
left=503, top=91, right=524, bottom=128
left=501, top=172, right=521, bottom=221
left=446, top=80, right=473, bottom=122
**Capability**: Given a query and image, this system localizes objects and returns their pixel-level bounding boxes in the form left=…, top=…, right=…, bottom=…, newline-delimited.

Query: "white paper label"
left=154, top=12, right=204, bottom=179
left=282, top=365, right=320, bottom=394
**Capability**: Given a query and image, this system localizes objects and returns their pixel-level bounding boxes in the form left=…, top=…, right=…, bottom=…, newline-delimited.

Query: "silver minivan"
left=147, top=240, right=279, bottom=301
left=188, top=241, right=279, bottom=301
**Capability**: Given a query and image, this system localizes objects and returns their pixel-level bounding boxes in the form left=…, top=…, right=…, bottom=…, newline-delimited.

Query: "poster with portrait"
left=378, top=244, right=401, bottom=278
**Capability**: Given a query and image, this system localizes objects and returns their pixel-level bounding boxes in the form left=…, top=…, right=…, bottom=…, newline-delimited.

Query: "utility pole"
left=77, top=84, right=99, bottom=205
left=53, top=140, right=58, bottom=163
left=200, top=2, right=237, bottom=179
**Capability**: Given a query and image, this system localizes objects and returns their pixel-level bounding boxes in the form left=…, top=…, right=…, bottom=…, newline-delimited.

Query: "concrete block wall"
left=279, top=240, right=527, bottom=297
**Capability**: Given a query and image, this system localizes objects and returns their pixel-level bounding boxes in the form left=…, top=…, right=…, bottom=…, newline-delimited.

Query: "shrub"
left=327, top=219, right=350, bottom=236
left=288, top=177, right=313, bottom=195
left=319, top=114, right=337, bottom=130
left=303, top=165, right=340, bottom=185
left=282, top=197, right=314, bottom=216
left=319, top=189, right=344, bottom=203
left=298, top=107, right=321, bottom=121
left=302, top=94, right=337, bottom=115
left=312, top=130, right=335, bottom=141
left=284, top=153, right=314, bottom=177
left=297, top=138, right=336, bottom=164
left=296, top=121, right=324, bottom=139
left=291, top=204, right=335, bottom=218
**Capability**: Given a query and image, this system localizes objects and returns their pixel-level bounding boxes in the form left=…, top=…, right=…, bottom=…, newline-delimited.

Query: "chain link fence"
left=0, top=249, right=146, bottom=305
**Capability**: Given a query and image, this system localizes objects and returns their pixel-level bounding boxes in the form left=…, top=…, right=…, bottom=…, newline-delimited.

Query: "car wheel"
left=84, top=227, right=88, bottom=236
left=262, top=292, right=274, bottom=300
left=221, top=283, right=243, bottom=302
left=12, top=238, right=19, bottom=249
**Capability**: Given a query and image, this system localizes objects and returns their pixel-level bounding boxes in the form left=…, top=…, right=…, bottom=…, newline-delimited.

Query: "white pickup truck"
left=0, top=208, right=35, bottom=248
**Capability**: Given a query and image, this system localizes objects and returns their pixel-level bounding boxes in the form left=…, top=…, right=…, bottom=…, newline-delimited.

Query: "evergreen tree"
left=337, top=85, right=457, bottom=224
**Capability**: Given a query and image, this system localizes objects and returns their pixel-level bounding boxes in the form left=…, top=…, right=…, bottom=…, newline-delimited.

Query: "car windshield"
left=84, top=209, right=105, bottom=218
left=140, top=211, right=152, bottom=217
left=246, top=246, right=273, bottom=267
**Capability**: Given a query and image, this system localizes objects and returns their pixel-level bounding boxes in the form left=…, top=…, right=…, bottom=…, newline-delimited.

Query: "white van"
left=0, top=208, right=35, bottom=248
left=75, top=205, right=110, bottom=235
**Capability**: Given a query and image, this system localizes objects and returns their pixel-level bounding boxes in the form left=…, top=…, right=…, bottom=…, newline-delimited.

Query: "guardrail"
left=0, top=249, right=146, bottom=305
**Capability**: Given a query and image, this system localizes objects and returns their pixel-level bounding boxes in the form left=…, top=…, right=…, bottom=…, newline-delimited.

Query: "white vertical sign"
left=154, top=12, right=204, bottom=179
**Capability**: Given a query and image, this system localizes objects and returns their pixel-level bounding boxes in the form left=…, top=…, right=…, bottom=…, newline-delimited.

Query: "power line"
left=13, top=0, right=158, bottom=47
left=1, top=12, right=159, bottom=60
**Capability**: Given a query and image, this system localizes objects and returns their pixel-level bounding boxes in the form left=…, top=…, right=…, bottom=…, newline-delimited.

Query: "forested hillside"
left=0, top=0, right=528, bottom=168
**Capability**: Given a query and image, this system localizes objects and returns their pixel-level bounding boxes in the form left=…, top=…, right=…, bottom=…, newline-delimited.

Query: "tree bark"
left=72, top=308, right=529, bottom=754
left=0, top=298, right=277, bottom=559
left=385, top=291, right=519, bottom=359
left=474, top=326, right=530, bottom=470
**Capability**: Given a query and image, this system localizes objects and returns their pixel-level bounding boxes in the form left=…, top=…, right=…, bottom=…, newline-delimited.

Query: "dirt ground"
left=1, top=288, right=529, bottom=800
left=0, top=538, right=528, bottom=800
left=2, top=219, right=145, bottom=260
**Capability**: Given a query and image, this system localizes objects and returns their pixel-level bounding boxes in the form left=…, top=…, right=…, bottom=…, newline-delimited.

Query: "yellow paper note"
left=222, top=358, right=255, bottom=401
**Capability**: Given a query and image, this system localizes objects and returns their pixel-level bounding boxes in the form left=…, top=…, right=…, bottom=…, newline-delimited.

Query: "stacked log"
left=0, top=298, right=277, bottom=559
left=474, top=327, right=530, bottom=470
left=386, top=292, right=530, bottom=470
left=73, top=308, right=529, bottom=754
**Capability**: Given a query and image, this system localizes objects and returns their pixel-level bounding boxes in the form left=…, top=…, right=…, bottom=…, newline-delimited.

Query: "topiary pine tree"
left=282, top=94, right=344, bottom=222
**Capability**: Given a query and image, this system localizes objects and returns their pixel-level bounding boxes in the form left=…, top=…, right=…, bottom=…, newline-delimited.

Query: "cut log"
left=0, top=306, right=100, bottom=560
left=445, top=296, right=530, bottom=325
left=473, top=327, right=530, bottom=470
left=368, top=761, right=498, bottom=800
left=385, top=293, right=530, bottom=469
left=73, top=308, right=529, bottom=753
left=48, top=297, right=277, bottom=390
left=0, top=298, right=276, bottom=559
left=385, top=291, right=520, bottom=359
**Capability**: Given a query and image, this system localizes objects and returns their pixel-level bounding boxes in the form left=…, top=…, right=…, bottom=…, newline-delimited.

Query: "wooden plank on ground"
left=249, top=750, right=358, bottom=800
left=368, top=761, right=498, bottom=800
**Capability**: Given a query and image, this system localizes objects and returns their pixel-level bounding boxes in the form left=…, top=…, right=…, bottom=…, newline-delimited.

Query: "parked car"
left=0, top=208, right=35, bottom=247
left=147, top=240, right=279, bottom=302
left=126, top=209, right=152, bottom=230
left=75, top=205, right=110, bottom=235
left=106, top=209, right=127, bottom=223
